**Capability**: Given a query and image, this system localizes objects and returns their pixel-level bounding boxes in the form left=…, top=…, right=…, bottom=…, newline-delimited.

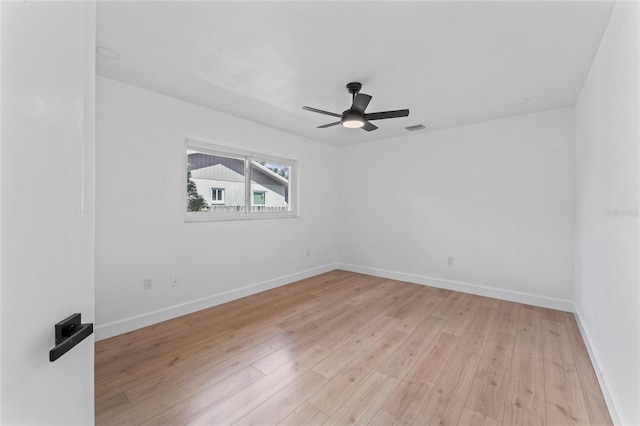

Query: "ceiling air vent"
left=405, top=124, right=426, bottom=132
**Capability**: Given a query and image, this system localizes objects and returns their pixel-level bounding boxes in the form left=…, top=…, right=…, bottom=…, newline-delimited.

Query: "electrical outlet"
left=171, top=275, right=179, bottom=286
left=447, top=257, right=454, bottom=266
left=144, top=278, right=153, bottom=290
left=306, top=249, right=311, bottom=258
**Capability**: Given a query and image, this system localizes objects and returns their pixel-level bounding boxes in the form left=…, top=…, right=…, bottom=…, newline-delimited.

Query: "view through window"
left=186, top=141, right=296, bottom=220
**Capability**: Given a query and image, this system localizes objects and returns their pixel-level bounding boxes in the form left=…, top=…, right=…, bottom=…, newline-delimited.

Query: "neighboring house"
left=188, top=152, right=289, bottom=211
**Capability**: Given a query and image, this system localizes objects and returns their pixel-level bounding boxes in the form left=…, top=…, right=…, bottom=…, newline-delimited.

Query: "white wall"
left=95, top=76, right=338, bottom=338
left=338, top=109, right=574, bottom=309
left=573, top=2, right=640, bottom=425
left=1, top=2, right=95, bottom=424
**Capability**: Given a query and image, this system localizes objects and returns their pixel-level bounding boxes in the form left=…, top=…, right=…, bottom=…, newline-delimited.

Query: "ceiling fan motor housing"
left=342, top=109, right=364, bottom=121
left=346, top=82, right=362, bottom=95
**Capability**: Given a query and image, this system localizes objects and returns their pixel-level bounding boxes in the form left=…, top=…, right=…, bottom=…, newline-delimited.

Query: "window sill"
left=184, top=212, right=299, bottom=222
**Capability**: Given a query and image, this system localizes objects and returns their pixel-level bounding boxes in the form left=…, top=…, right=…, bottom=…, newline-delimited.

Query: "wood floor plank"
left=493, top=299, right=519, bottom=336
left=393, top=288, right=449, bottom=334
left=502, top=354, right=546, bottom=426
left=544, top=380, right=591, bottom=425
left=233, top=370, right=328, bottom=426
left=544, top=359, right=591, bottom=425
left=541, top=317, right=591, bottom=424
left=124, top=343, right=273, bottom=405
left=463, top=347, right=513, bottom=421
left=277, top=402, right=328, bottom=426
left=317, top=309, right=398, bottom=352
left=325, top=371, right=399, bottom=425
left=95, top=271, right=612, bottom=426
left=96, top=321, right=205, bottom=378
left=368, top=409, right=410, bottom=426
left=378, top=315, right=446, bottom=380
left=404, top=331, right=461, bottom=387
left=433, top=291, right=467, bottom=320
left=179, top=289, right=284, bottom=328
left=346, top=278, right=397, bottom=306
left=274, top=286, right=363, bottom=333
left=261, top=300, right=371, bottom=351
left=137, top=366, right=265, bottom=426
left=574, top=354, right=613, bottom=426
left=458, top=407, right=502, bottom=426
left=188, top=345, right=330, bottom=425
left=307, top=328, right=407, bottom=415
left=345, top=329, right=409, bottom=374
left=414, top=349, right=481, bottom=425
left=388, top=286, right=438, bottom=321
left=95, top=324, right=282, bottom=399
left=371, top=280, right=426, bottom=315
left=541, top=307, right=566, bottom=323
left=484, top=330, right=516, bottom=356
left=514, top=305, right=543, bottom=359
left=306, top=365, right=373, bottom=416
left=563, top=313, right=589, bottom=359
left=251, top=338, right=322, bottom=375
left=441, top=294, right=484, bottom=336
left=94, top=392, right=131, bottom=425
left=459, top=301, right=499, bottom=355
left=222, top=293, right=322, bottom=331
left=382, top=379, right=431, bottom=424
left=311, top=315, right=400, bottom=379
left=541, top=319, right=574, bottom=363
left=96, top=320, right=194, bottom=361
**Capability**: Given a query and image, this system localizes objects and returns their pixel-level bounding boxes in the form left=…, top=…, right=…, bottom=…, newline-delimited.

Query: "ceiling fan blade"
left=365, top=109, right=410, bottom=121
left=361, top=121, right=378, bottom=132
left=302, top=106, right=341, bottom=118
left=317, top=121, right=341, bottom=128
left=351, top=93, right=372, bottom=113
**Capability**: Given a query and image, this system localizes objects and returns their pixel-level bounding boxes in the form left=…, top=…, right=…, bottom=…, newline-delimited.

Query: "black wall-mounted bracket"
left=49, top=313, right=93, bottom=362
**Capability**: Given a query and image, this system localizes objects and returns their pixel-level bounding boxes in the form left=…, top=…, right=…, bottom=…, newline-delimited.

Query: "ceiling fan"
left=302, top=82, right=410, bottom=132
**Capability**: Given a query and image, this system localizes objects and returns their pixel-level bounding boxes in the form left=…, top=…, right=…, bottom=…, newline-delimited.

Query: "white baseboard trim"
left=95, top=263, right=338, bottom=341
left=572, top=305, right=623, bottom=426
left=336, top=263, right=574, bottom=312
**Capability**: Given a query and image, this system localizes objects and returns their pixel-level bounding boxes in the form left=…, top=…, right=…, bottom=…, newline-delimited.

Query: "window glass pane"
left=253, top=191, right=266, bottom=205
left=187, top=150, right=245, bottom=212
left=211, top=188, right=224, bottom=203
left=251, top=160, right=290, bottom=213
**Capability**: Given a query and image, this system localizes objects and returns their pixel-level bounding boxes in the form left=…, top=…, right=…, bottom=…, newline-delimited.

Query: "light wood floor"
left=95, top=270, right=612, bottom=425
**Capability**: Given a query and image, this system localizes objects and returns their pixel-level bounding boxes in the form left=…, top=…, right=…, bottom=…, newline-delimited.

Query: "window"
left=211, top=188, right=225, bottom=204
left=252, top=191, right=266, bottom=208
left=186, top=139, right=297, bottom=221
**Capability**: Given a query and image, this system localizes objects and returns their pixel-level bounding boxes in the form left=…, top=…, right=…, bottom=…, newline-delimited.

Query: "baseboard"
left=97, top=262, right=573, bottom=340
left=95, top=263, right=338, bottom=340
left=336, top=262, right=574, bottom=312
left=572, top=305, right=623, bottom=426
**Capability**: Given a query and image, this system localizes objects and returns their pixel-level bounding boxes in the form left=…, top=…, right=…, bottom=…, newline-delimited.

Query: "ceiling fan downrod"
left=346, top=82, right=362, bottom=101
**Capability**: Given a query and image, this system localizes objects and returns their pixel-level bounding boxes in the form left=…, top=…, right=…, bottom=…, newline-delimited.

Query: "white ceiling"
left=96, top=1, right=615, bottom=147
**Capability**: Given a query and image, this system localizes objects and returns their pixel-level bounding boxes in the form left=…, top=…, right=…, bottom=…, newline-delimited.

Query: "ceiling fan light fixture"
left=342, top=119, right=365, bottom=128
left=342, top=109, right=365, bottom=128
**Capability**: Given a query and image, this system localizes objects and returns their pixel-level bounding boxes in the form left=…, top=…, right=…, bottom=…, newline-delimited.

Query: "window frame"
left=211, top=188, right=225, bottom=204
left=185, top=139, right=298, bottom=222
left=252, top=190, right=267, bottom=206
